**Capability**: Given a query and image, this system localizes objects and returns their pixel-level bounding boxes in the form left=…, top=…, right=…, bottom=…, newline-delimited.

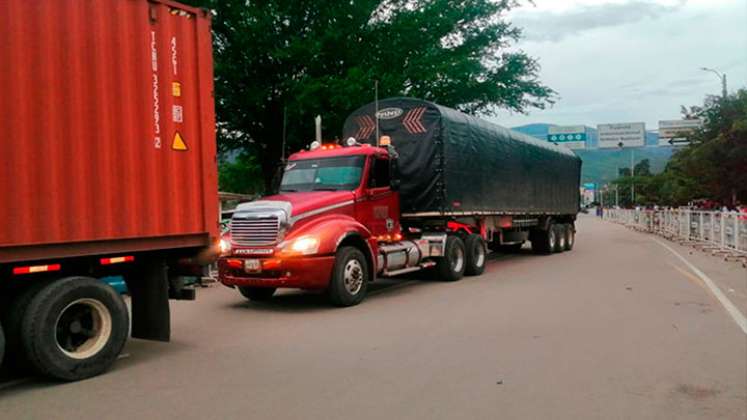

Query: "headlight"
left=219, top=238, right=232, bottom=255
left=284, top=236, right=319, bottom=255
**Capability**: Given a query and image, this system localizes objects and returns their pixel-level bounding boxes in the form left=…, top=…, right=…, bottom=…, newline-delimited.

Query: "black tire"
left=328, top=246, right=369, bottom=307
left=1, top=280, right=54, bottom=373
left=564, top=224, right=575, bottom=251
left=435, top=235, right=466, bottom=281
left=464, top=234, right=487, bottom=276
left=553, top=224, right=566, bottom=253
left=531, top=224, right=557, bottom=255
left=238, top=286, right=276, bottom=301
left=21, top=277, right=129, bottom=381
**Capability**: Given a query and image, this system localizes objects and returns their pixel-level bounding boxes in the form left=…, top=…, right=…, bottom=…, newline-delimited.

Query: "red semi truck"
left=218, top=98, right=581, bottom=306
left=0, top=0, right=218, bottom=380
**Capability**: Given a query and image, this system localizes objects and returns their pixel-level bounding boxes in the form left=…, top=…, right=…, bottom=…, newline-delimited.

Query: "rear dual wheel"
left=464, top=234, right=487, bottom=276
left=10, top=277, right=129, bottom=381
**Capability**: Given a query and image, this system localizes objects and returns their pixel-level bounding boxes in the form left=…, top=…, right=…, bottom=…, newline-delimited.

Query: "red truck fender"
left=287, top=214, right=377, bottom=277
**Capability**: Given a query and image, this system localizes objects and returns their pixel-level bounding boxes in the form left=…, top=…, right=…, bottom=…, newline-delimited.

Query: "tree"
left=634, top=159, right=650, bottom=176
left=183, top=0, right=555, bottom=191
left=666, top=89, right=747, bottom=205
left=609, top=89, right=747, bottom=207
left=218, top=152, right=265, bottom=194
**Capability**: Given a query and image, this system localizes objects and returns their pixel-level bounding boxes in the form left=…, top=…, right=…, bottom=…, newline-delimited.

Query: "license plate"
left=244, top=259, right=261, bottom=273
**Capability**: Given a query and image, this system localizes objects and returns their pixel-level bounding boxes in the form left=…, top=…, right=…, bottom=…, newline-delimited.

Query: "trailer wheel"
left=531, top=225, right=556, bottom=255
left=554, top=224, right=566, bottom=253
left=1, top=280, right=53, bottom=372
left=464, top=234, right=487, bottom=276
left=21, top=277, right=129, bottom=381
left=328, top=246, right=369, bottom=307
left=564, top=224, right=575, bottom=251
left=436, top=235, right=466, bottom=281
left=238, top=286, right=276, bottom=301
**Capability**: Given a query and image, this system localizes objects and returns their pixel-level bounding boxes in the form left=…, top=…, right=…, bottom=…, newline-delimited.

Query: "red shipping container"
left=0, top=0, right=218, bottom=263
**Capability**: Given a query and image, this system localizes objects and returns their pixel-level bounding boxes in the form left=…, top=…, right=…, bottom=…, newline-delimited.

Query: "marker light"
left=379, top=136, right=391, bottom=146
left=310, top=140, right=321, bottom=150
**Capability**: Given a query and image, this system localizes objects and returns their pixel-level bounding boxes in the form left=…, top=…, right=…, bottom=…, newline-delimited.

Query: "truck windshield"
left=280, top=155, right=364, bottom=192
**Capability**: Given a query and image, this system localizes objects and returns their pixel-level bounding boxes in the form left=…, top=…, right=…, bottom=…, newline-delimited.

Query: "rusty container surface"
left=0, top=0, right=218, bottom=263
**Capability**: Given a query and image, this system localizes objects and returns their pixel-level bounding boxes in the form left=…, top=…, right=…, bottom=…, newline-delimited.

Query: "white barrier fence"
left=604, top=209, right=747, bottom=261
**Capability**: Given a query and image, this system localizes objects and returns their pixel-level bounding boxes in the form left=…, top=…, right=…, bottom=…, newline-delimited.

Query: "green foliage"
left=609, top=89, right=747, bottom=207
left=183, top=0, right=554, bottom=189
left=218, top=153, right=265, bottom=194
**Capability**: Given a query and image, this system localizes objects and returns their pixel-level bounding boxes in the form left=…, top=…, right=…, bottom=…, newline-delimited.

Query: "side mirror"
left=389, top=157, right=400, bottom=191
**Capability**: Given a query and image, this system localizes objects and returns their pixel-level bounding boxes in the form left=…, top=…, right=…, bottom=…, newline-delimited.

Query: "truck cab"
left=218, top=139, right=454, bottom=306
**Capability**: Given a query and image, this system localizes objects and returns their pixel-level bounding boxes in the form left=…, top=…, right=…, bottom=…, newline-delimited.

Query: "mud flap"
left=125, top=260, right=171, bottom=342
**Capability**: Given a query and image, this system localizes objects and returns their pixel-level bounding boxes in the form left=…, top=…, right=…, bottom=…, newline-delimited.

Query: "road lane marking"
left=653, top=238, right=747, bottom=335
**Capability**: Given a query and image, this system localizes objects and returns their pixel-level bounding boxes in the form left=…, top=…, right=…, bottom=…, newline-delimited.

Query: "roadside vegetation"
left=184, top=0, right=555, bottom=193
left=606, top=89, right=747, bottom=208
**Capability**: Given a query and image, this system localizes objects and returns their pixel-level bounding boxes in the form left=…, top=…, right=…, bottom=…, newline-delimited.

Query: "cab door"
left=356, top=155, right=400, bottom=238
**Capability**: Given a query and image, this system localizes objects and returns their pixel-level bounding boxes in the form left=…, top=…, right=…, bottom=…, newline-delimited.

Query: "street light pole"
left=630, top=147, right=635, bottom=205
left=701, top=67, right=727, bottom=99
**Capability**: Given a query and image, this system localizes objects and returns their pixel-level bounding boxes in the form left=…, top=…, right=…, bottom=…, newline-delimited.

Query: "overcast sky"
left=491, top=0, right=747, bottom=130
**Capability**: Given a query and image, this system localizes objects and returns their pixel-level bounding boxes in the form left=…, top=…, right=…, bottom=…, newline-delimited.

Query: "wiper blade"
left=280, top=188, right=298, bottom=192
left=312, top=187, right=339, bottom=191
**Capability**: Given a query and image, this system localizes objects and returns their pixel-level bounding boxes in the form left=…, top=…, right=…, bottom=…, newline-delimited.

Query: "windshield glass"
left=280, top=155, right=364, bottom=192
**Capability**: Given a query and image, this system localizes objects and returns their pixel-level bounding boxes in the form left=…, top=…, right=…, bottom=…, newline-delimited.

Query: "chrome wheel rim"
left=549, top=229, right=556, bottom=249
left=55, top=298, right=112, bottom=360
left=451, top=245, right=465, bottom=273
left=558, top=231, right=566, bottom=249
left=343, top=259, right=364, bottom=295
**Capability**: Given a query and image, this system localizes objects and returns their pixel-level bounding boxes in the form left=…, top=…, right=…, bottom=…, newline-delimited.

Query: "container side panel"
left=0, top=0, right=217, bottom=254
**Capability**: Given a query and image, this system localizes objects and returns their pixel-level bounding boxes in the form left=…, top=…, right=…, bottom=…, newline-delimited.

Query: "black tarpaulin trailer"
left=342, top=97, right=582, bottom=217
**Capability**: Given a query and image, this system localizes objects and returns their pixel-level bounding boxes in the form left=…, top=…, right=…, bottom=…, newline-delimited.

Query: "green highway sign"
left=547, top=132, right=587, bottom=142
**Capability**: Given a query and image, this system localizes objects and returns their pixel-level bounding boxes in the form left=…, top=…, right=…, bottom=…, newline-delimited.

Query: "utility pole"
left=701, top=67, right=727, bottom=99
left=615, top=184, right=619, bottom=208
left=630, top=147, right=635, bottom=205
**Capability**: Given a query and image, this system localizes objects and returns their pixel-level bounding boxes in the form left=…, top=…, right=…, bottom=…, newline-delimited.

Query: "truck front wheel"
left=21, top=277, right=129, bottom=381
left=238, top=286, right=276, bottom=301
left=435, top=235, right=466, bottom=281
left=328, top=246, right=369, bottom=307
left=464, top=234, right=486, bottom=276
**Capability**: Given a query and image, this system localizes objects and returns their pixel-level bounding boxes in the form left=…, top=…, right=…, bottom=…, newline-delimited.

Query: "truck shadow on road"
left=225, top=251, right=532, bottom=313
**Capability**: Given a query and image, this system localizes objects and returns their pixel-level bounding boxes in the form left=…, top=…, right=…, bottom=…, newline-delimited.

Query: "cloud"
left=513, top=0, right=688, bottom=42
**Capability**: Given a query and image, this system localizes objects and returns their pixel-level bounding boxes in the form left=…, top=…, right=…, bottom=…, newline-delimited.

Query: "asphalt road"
left=1, top=215, right=745, bottom=419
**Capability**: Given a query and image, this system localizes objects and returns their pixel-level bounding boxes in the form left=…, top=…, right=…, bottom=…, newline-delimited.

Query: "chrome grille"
left=230, top=216, right=280, bottom=246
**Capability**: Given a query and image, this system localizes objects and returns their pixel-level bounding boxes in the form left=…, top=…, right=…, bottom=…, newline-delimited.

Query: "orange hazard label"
left=172, top=132, right=188, bottom=151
